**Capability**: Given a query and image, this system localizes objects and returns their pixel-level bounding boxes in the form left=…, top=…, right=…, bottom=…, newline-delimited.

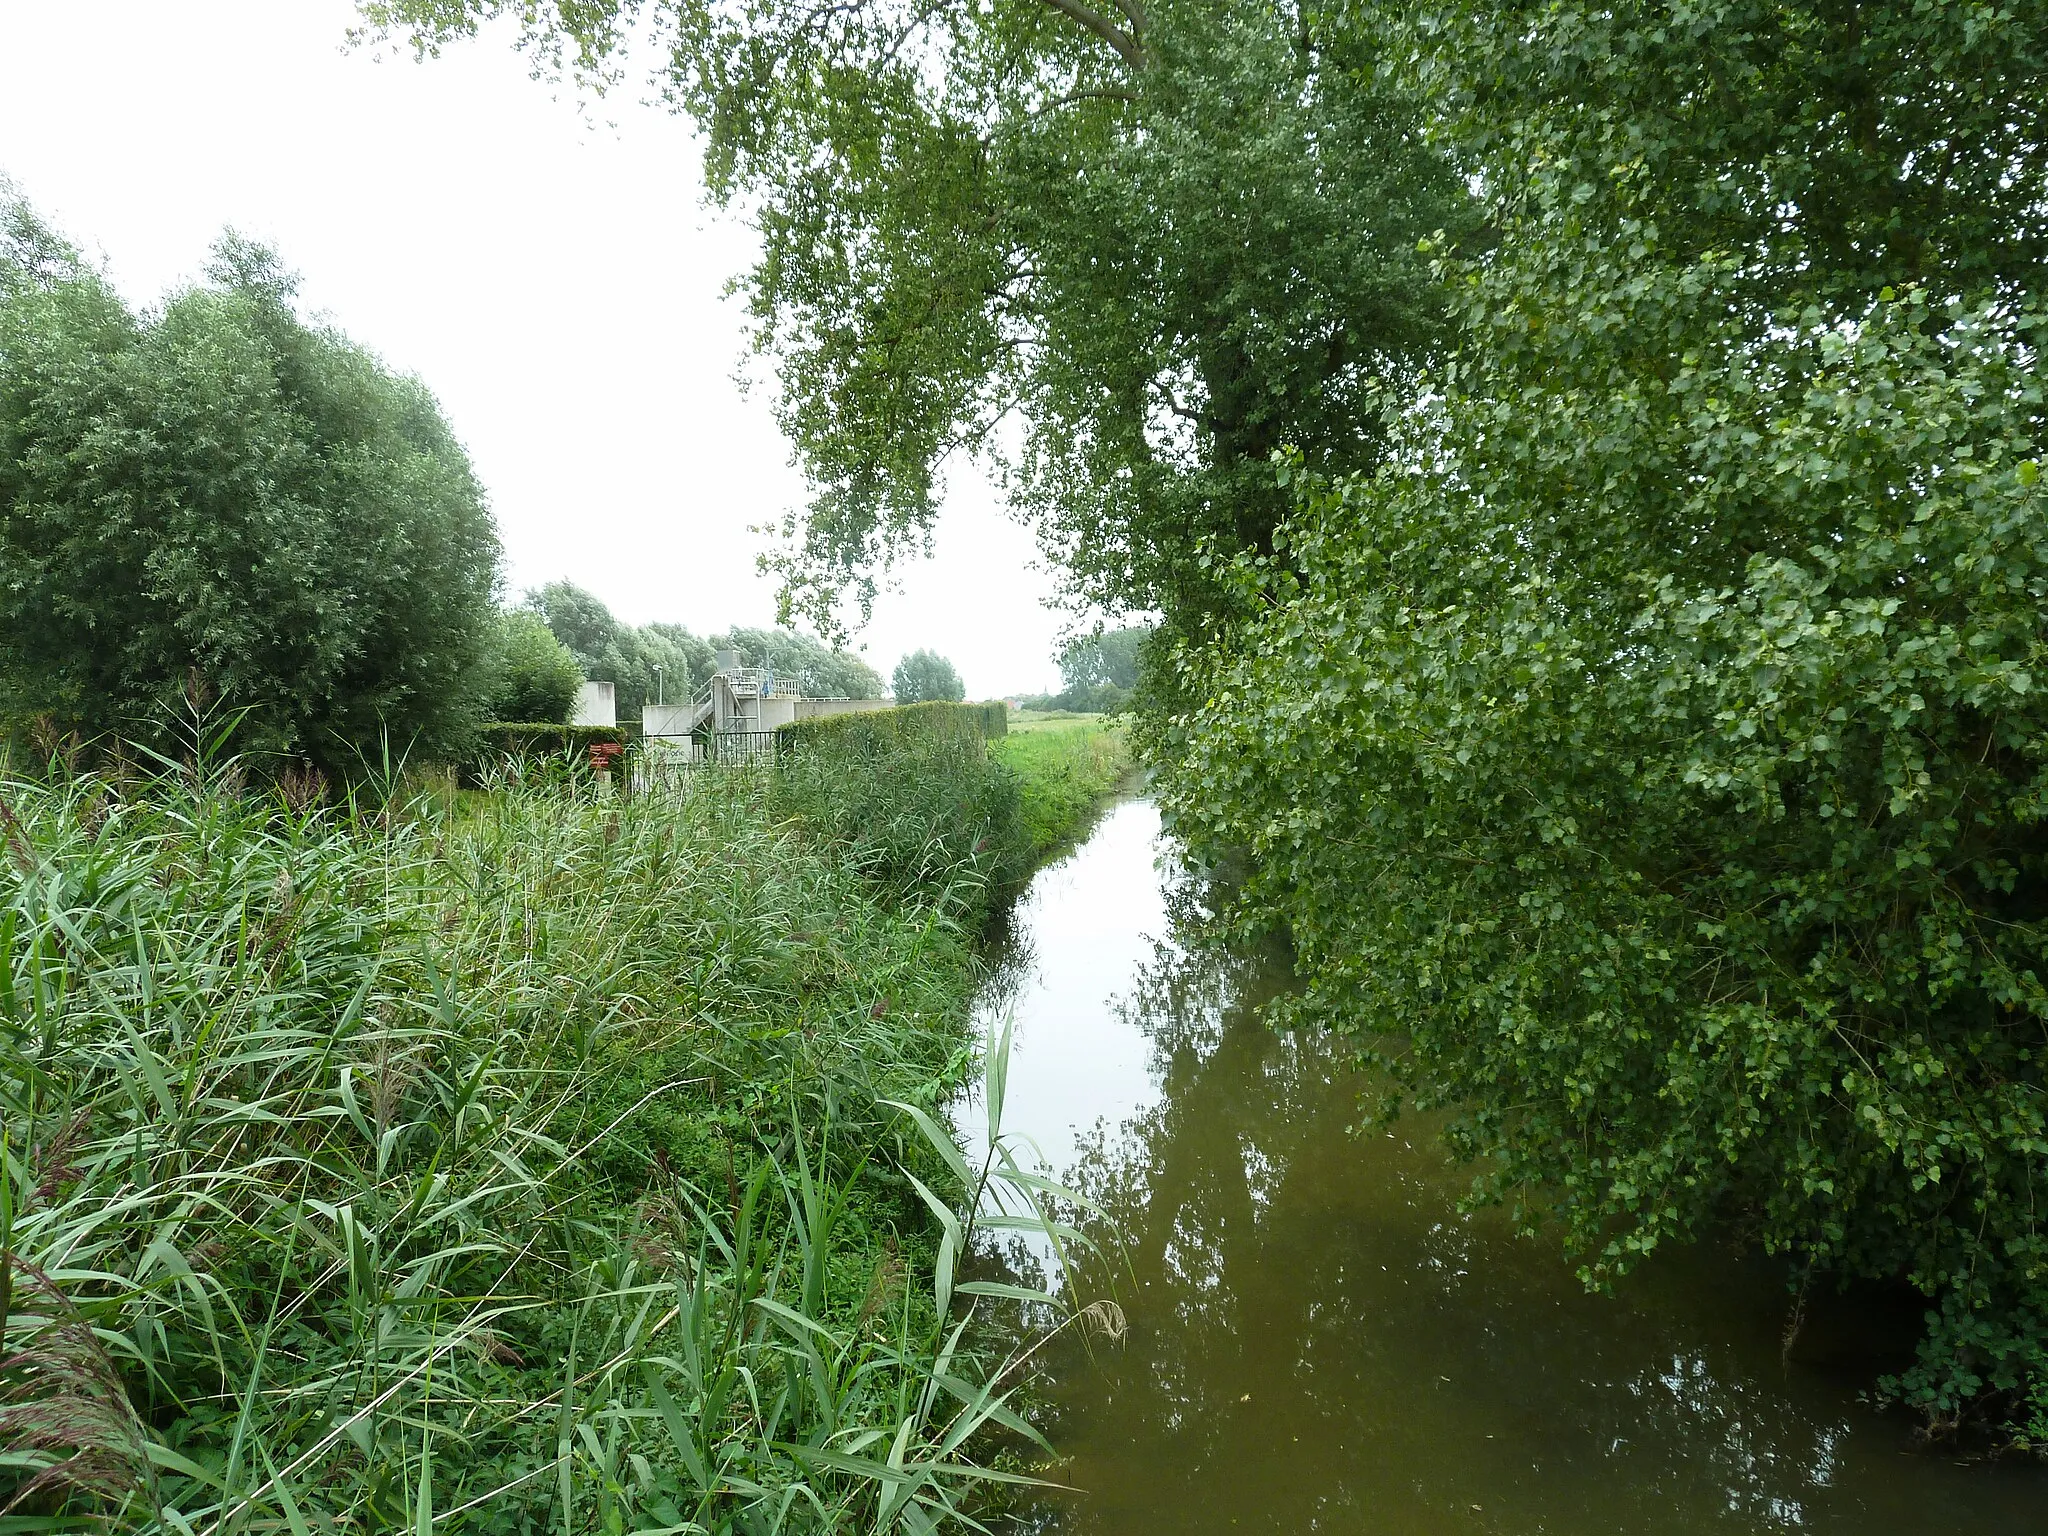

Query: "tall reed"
left=0, top=750, right=1104, bottom=1533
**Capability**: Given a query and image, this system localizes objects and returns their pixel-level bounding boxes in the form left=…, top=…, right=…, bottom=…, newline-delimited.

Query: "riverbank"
left=0, top=723, right=1120, bottom=1531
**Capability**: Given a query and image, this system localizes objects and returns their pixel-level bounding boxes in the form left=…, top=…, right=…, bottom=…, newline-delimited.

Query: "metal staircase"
left=673, top=664, right=771, bottom=761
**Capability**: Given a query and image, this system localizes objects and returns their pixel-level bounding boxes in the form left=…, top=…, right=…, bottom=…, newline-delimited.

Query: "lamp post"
left=653, top=664, right=664, bottom=707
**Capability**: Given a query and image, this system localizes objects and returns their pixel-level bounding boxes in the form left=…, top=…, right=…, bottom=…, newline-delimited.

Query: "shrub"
left=0, top=205, right=500, bottom=768
left=481, top=610, right=583, bottom=724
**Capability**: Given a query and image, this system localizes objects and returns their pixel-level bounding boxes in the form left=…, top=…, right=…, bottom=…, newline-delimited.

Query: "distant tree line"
left=1014, top=627, right=1147, bottom=713
left=488, top=580, right=885, bottom=724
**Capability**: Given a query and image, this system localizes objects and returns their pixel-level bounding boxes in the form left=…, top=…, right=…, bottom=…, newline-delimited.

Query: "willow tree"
left=361, top=0, right=1467, bottom=642
left=0, top=203, right=501, bottom=767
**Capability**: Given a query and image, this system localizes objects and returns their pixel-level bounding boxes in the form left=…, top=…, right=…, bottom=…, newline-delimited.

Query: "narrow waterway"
left=971, top=796, right=2048, bottom=1534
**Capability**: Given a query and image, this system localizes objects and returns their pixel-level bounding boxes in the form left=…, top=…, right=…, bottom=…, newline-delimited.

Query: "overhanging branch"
left=1035, top=0, right=1144, bottom=68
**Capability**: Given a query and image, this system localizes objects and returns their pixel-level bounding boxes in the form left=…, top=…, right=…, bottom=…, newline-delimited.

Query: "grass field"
left=1002, top=709, right=1109, bottom=733
left=992, top=716, right=1134, bottom=859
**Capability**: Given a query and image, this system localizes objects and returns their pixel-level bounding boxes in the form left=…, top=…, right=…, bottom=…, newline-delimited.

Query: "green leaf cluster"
left=0, top=755, right=1094, bottom=1530
left=481, top=609, right=583, bottom=724
left=774, top=702, right=1025, bottom=910
left=359, top=0, right=1471, bottom=644
left=0, top=200, right=501, bottom=768
left=720, top=624, right=885, bottom=700
left=1158, top=0, right=2048, bottom=1432
left=520, top=582, right=883, bottom=714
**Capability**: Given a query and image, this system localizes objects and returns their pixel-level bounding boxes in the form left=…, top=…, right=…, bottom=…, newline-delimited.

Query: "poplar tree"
left=360, top=0, right=1469, bottom=640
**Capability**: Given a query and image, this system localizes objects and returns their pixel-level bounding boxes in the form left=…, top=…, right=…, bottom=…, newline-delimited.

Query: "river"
left=969, top=796, right=2048, bottom=1534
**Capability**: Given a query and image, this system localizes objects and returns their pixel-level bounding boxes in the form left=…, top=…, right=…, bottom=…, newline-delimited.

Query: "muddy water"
left=972, top=797, right=2048, bottom=1534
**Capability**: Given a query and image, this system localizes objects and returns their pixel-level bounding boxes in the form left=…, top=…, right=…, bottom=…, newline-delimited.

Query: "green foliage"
left=0, top=752, right=1102, bottom=1529
left=465, top=722, right=628, bottom=787
left=1059, top=626, right=1147, bottom=694
left=1158, top=0, right=2048, bottom=1437
left=521, top=584, right=881, bottom=713
left=359, top=0, right=1470, bottom=642
left=1028, top=683, right=1126, bottom=715
left=482, top=610, right=583, bottom=724
left=1018, top=627, right=1154, bottom=713
left=776, top=702, right=1003, bottom=757
left=522, top=582, right=709, bottom=719
left=0, top=201, right=501, bottom=768
left=364, top=0, right=2048, bottom=1438
left=774, top=704, right=1027, bottom=909
left=892, top=650, right=965, bottom=705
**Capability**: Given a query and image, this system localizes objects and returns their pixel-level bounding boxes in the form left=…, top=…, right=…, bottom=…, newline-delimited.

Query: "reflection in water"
left=976, top=799, right=2048, bottom=1534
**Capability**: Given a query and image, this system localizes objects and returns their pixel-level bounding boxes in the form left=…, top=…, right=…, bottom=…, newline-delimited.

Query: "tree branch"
left=1034, top=0, right=1143, bottom=68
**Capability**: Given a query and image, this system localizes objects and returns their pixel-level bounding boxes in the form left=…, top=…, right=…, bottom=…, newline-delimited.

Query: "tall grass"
left=0, top=747, right=1106, bottom=1532
left=769, top=733, right=1030, bottom=915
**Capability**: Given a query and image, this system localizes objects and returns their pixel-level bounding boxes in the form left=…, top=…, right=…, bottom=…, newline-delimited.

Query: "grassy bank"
left=991, top=717, right=1133, bottom=862
left=0, top=725, right=1123, bottom=1532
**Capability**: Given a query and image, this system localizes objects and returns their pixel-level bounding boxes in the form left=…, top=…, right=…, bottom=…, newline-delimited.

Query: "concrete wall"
left=642, top=701, right=695, bottom=739
left=572, top=681, right=616, bottom=728
left=757, top=697, right=798, bottom=731
left=793, top=698, right=890, bottom=721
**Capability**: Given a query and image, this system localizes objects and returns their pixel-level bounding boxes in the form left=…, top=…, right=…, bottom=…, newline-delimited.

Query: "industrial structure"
left=641, top=648, right=886, bottom=759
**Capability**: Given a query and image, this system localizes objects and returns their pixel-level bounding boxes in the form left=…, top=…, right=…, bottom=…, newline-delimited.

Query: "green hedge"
left=774, top=700, right=1004, bottom=754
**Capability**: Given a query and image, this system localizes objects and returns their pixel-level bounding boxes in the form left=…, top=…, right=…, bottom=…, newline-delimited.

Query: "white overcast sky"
left=0, top=0, right=1077, bottom=696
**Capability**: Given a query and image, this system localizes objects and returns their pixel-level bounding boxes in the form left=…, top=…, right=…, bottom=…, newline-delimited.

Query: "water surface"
left=974, top=797, right=2048, bottom=1534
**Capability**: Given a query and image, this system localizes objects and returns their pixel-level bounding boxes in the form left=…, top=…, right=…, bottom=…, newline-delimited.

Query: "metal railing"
left=699, top=730, right=780, bottom=764
left=633, top=730, right=782, bottom=792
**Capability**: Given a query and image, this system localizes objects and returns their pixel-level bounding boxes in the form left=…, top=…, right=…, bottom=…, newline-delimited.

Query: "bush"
left=482, top=610, right=583, bottom=724
left=0, top=205, right=500, bottom=768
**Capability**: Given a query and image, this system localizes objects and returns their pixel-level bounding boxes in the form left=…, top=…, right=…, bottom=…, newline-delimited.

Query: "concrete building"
left=572, top=680, right=616, bottom=729
left=643, top=649, right=886, bottom=759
